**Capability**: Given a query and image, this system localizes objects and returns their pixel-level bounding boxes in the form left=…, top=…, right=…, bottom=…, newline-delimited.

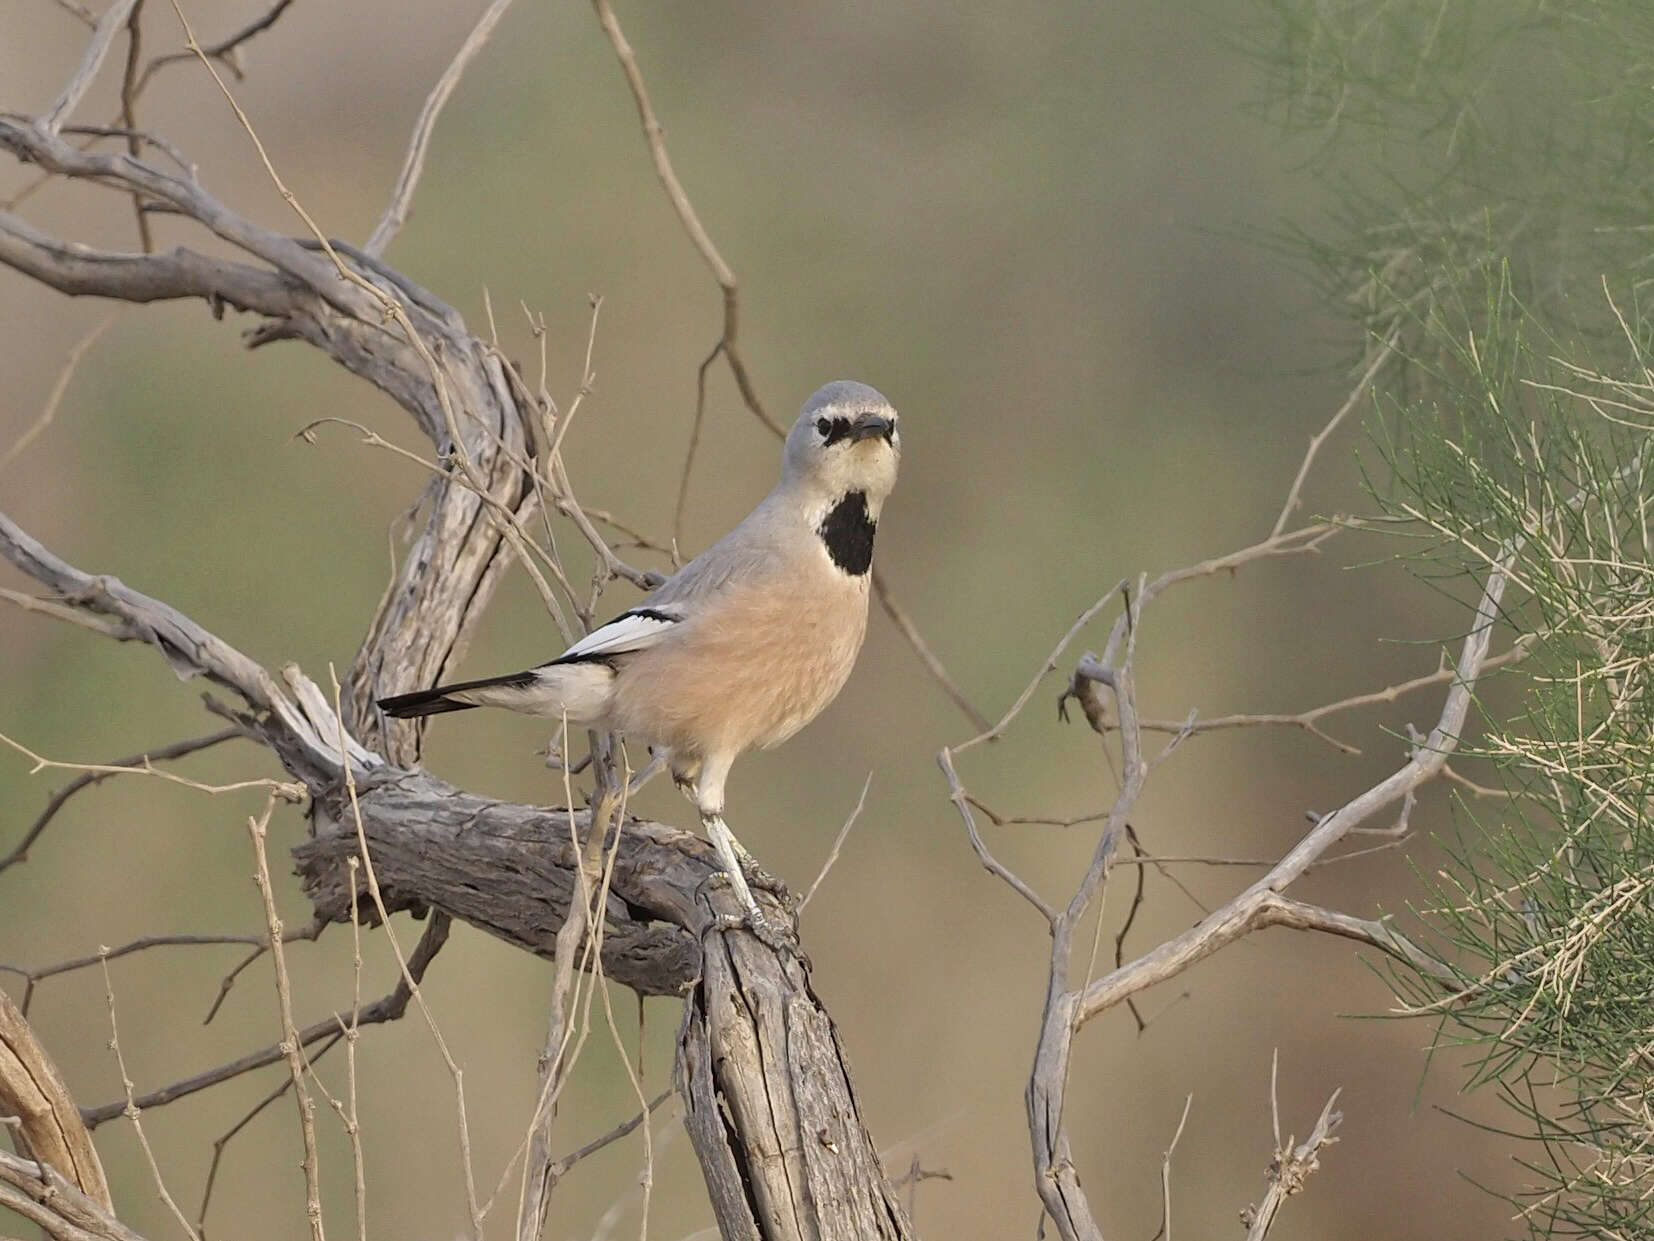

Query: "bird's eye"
left=815, top=416, right=852, bottom=445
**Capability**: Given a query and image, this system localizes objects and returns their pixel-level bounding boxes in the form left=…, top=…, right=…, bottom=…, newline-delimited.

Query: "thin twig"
left=799, top=772, right=873, bottom=912
left=246, top=796, right=326, bottom=1241
left=1115, top=826, right=1150, bottom=1033
left=1152, top=1095, right=1194, bottom=1241
left=48, top=0, right=97, bottom=25
left=519, top=759, right=612, bottom=1239
left=99, top=951, right=201, bottom=1240
left=340, top=858, right=368, bottom=1241
left=80, top=917, right=448, bottom=1128
left=194, top=1031, right=344, bottom=1237
left=42, top=0, right=143, bottom=134
left=1137, top=639, right=1532, bottom=755
left=118, top=3, right=154, bottom=254
left=0, top=923, right=320, bottom=1018
left=1270, top=334, right=1396, bottom=538
left=1241, top=1082, right=1343, bottom=1241
left=0, top=726, right=245, bottom=875
left=872, top=568, right=992, bottom=732
left=364, top=0, right=519, bottom=256
left=328, top=670, right=483, bottom=1240
left=938, top=746, right=1056, bottom=926
left=0, top=313, right=117, bottom=475
left=957, top=580, right=1129, bottom=757
left=0, top=729, right=297, bottom=816
left=133, top=0, right=296, bottom=93
left=589, top=0, right=782, bottom=439
left=547, top=1090, right=673, bottom=1182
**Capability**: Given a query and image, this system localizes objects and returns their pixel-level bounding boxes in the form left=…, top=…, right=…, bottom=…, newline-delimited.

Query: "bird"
left=376, top=380, right=900, bottom=946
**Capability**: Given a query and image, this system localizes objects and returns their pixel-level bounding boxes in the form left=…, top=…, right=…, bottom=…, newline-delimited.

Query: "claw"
left=741, top=858, right=793, bottom=904
left=716, top=906, right=807, bottom=964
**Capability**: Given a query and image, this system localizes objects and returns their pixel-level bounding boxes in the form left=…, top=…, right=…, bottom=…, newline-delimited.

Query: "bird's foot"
left=702, top=868, right=787, bottom=909
left=740, top=858, right=793, bottom=904
left=713, top=906, right=807, bottom=962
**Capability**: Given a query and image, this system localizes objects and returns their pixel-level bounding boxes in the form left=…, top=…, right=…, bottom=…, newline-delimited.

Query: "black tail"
left=376, top=671, right=537, bottom=719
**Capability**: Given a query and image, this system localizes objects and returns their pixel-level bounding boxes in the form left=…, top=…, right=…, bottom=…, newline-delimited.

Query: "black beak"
left=850, top=412, right=896, bottom=444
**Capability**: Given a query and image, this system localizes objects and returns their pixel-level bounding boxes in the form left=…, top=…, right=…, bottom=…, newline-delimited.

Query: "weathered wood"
left=0, top=988, right=111, bottom=1211
left=293, top=758, right=916, bottom=1240
left=677, top=885, right=917, bottom=1241
left=293, top=766, right=708, bottom=997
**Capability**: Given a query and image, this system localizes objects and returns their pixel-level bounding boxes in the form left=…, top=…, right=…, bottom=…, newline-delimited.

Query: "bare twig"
left=133, top=0, right=296, bottom=93
left=0, top=726, right=245, bottom=875
left=1137, top=638, right=1532, bottom=755
left=0, top=312, right=118, bottom=475
left=99, top=952, right=202, bottom=1240
left=1270, top=334, right=1396, bottom=538
left=1153, top=1095, right=1194, bottom=1241
left=960, top=580, right=1129, bottom=755
left=518, top=766, right=617, bottom=1240
left=339, top=858, right=368, bottom=1241
left=1115, top=826, right=1151, bottom=1034
left=0, top=729, right=296, bottom=805
left=48, top=0, right=97, bottom=26
left=872, top=568, right=992, bottom=732
left=80, top=918, right=449, bottom=1128
left=800, top=771, right=873, bottom=912
left=589, top=0, right=782, bottom=442
left=938, top=746, right=1056, bottom=926
left=118, top=4, right=154, bottom=254
left=42, top=0, right=143, bottom=134
left=193, top=1031, right=344, bottom=1236
left=246, top=795, right=327, bottom=1241
left=0, top=923, right=320, bottom=1017
left=1241, top=1083, right=1343, bottom=1240
left=892, top=1155, right=953, bottom=1226
left=329, top=671, right=483, bottom=1240
left=364, top=0, right=519, bottom=256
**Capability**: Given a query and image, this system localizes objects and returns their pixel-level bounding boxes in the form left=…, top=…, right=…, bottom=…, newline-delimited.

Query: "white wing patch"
left=553, top=607, right=682, bottom=663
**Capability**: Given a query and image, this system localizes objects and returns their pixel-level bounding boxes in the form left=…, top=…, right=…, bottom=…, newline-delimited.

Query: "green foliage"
left=1251, top=1, right=1654, bottom=1235
left=1245, top=0, right=1654, bottom=367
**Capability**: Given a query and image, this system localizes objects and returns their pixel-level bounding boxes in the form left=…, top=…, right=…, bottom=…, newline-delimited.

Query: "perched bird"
left=377, top=380, right=900, bottom=944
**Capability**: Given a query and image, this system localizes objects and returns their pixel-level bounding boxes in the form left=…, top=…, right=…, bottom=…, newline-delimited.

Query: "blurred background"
left=1, top=3, right=1516, bottom=1238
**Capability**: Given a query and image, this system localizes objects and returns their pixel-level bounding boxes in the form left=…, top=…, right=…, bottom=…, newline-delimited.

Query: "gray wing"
left=642, top=496, right=792, bottom=612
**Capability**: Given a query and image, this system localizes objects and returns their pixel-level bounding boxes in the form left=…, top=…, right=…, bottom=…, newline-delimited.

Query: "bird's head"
left=781, top=380, right=901, bottom=511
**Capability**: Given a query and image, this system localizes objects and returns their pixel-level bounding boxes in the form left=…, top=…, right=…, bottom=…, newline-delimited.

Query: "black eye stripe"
left=815, top=415, right=853, bottom=445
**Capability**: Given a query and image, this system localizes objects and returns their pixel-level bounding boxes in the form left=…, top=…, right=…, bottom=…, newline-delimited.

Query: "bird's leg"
left=625, top=749, right=668, bottom=797
left=691, top=757, right=796, bottom=947
left=724, top=832, right=792, bottom=902
left=701, top=813, right=794, bottom=949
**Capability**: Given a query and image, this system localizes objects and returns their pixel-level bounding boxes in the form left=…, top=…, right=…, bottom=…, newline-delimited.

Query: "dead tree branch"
left=933, top=343, right=1502, bottom=1239
left=0, top=727, right=245, bottom=876
left=0, top=1149, right=146, bottom=1241
left=0, top=988, right=111, bottom=1210
left=1241, top=1082, right=1342, bottom=1240
left=1, top=13, right=920, bottom=1232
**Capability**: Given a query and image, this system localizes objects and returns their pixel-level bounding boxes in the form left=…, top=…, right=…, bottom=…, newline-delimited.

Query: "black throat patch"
left=818, top=490, right=876, bottom=575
